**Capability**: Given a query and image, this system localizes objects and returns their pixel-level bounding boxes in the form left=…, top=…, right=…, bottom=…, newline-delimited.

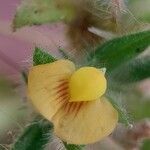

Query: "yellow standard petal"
left=28, top=60, right=75, bottom=120
left=69, top=67, right=107, bottom=102
left=52, top=97, right=118, bottom=145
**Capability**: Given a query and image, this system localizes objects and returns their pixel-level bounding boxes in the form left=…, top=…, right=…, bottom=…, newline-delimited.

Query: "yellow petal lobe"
left=52, top=97, right=118, bottom=145
left=69, top=67, right=107, bottom=102
left=28, top=60, right=75, bottom=120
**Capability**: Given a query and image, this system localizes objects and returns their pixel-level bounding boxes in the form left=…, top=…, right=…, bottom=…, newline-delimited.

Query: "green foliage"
left=12, top=119, right=53, bottom=150
left=111, top=57, right=150, bottom=83
left=33, top=47, right=56, bottom=65
left=89, top=30, right=150, bottom=72
left=64, top=142, right=85, bottom=150
left=13, top=0, right=75, bottom=30
left=142, top=139, right=150, bottom=150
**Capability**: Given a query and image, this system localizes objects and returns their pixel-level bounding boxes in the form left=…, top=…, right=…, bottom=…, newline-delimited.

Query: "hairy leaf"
left=33, top=47, right=56, bottom=65
left=64, top=142, right=85, bottom=150
left=89, top=30, right=150, bottom=72
left=12, top=119, right=53, bottom=150
left=13, top=0, right=75, bottom=30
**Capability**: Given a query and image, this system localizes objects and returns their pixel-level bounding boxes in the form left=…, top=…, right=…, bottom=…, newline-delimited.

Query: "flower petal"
left=28, top=60, right=75, bottom=120
left=52, top=97, right=118, bottom=145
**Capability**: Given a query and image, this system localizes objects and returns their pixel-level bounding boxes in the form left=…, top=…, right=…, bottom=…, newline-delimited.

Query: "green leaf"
left=111, top=57, right=150, bottom=83
left=89, top=30, right=150, bottom=72
left=13, top=0, right=75, bottom=30
left=12, top=119, right=53, bottom=150
left=64, top=142, right=85, bottom=150
left=142, top=139, right=150, bottom=150
left=33, top=47, right=56, bottom=65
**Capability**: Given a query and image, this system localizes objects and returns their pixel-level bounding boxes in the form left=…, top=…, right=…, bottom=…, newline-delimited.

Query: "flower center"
left=69, top=67, right=107, bottom=102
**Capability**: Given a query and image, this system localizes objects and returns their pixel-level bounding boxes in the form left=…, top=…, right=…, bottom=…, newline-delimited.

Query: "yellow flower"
left=28, top=59, right=118, bottom=145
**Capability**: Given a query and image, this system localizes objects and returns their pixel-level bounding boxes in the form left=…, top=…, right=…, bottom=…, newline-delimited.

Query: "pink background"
left=0, top=0, right=69, bottom=82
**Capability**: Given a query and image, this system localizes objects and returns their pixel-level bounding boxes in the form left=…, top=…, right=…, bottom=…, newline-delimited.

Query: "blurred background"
left=0, top=1, right=70, bottom=149
left=0, top=0, right=150, bottom=149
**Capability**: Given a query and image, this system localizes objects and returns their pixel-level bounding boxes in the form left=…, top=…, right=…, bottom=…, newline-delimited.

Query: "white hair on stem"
left=44, top=135, right=65, bottom=150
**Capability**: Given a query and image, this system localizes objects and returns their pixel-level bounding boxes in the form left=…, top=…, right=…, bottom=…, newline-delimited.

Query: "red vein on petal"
left=66, top=102, right=74, bottom=113
left=57, top=86, right=68, bottom=94
left=72, top=103, right=79, bottom=113
left=74, top=102, right=84, bottom=117
left=53, top=81, right=68, bottom=90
